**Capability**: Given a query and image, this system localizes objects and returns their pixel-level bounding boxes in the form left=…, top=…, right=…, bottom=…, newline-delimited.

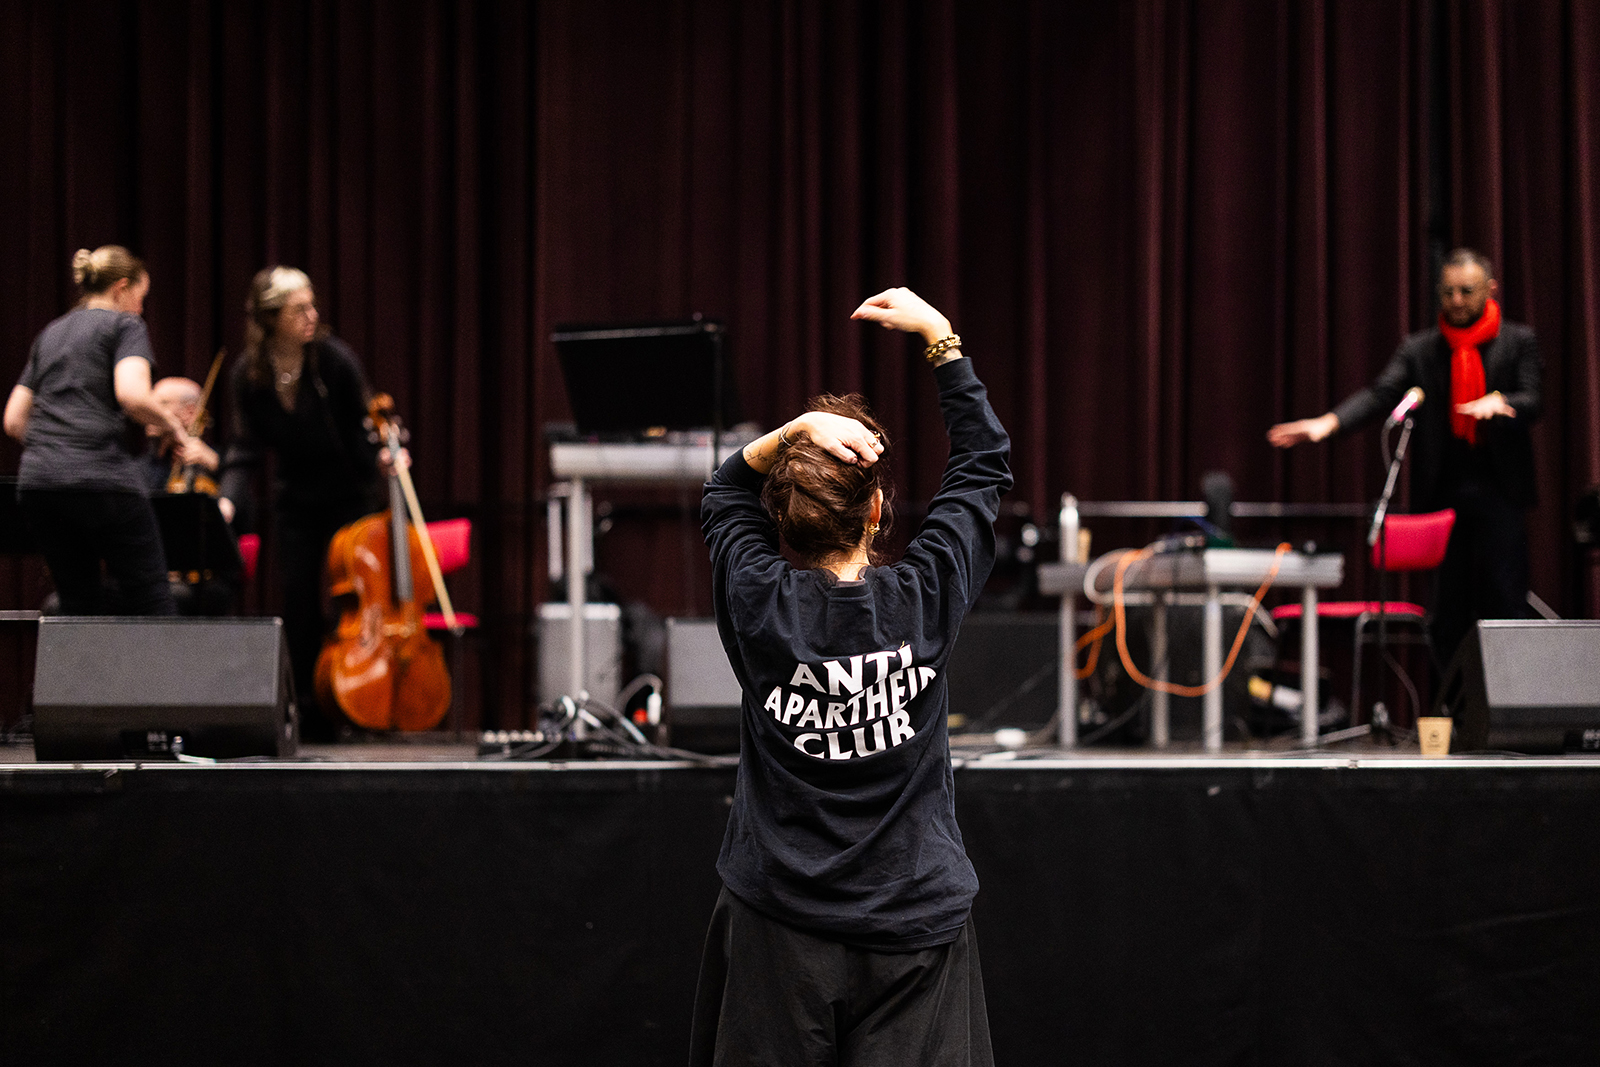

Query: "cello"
left=314, top=395, right=459, bottom=731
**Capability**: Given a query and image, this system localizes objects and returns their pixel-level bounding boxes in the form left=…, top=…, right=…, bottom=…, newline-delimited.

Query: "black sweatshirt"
left=701, top=357, right=1012, bottom=950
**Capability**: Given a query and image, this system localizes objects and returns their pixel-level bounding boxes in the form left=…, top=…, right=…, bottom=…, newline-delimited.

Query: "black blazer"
left=1332, top=322, right=1542, bottom=510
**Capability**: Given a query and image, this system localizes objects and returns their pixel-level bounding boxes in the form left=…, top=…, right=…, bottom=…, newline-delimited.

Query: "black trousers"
left=1431, top=482, right=1531, bottom=668
left=689, top=887, right=994, bottom=1067
left=20, top=489, right=176, bottom=616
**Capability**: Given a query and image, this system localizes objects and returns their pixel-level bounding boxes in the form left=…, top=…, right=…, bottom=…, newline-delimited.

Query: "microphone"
left=1385, top=386, right=1424, bottom=425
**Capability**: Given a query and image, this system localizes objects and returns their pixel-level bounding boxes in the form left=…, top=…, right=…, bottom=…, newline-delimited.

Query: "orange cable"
left=1074, top=607, right=1112, bottom=680
left=1110, top=542, right=1291, bottom=697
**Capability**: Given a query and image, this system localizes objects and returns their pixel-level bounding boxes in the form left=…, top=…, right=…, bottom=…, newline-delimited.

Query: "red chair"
left=422, top=518, right=480, bottom=631
left=238, top=533, right=261, bottom=583
left=423, top=518, right=478, bottom=734
left=1271, top=509, right=1456, bottom=722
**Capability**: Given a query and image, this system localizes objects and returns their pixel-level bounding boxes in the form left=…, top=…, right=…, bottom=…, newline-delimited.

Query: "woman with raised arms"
left=693, top=287, right=1011, bottom=1067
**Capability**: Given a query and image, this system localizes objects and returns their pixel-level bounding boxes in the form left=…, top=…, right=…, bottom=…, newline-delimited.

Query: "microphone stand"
left=1323, top=413, right=1414, bottom=746
left=1366, top=414, right=1413, bottom=551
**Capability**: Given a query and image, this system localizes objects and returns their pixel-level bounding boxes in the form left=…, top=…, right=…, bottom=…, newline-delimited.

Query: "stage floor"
left=7, top=731, right=1598, bottom=767
left=4, top=740, right=1599, bottom=1066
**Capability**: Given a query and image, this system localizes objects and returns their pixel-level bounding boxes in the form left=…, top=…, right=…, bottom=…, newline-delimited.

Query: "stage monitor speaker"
left=1437, top=620, right=1600, bottom=753
left=32, top=617, right=297, bottom=761
left=946, top=613, right=1060, bottom=730
left=665, top=617, right=741, bottom=753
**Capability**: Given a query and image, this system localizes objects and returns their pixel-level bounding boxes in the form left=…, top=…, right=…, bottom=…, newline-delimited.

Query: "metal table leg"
left=1058, top=592, right=1078, bottom=748
left=566, top=476, right=589, bottom=701
left=1203, top=583, right=1223, bottom=751
left=1057, top=495, right=1079, bottom=748
left=1151, top=594, right=1169, bottom=747
left=1300, top=584, right=1320, bottom=745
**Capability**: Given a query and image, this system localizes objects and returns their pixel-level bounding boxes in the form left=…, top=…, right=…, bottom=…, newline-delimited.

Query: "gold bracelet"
left=923, top=334, right=962, bottom=362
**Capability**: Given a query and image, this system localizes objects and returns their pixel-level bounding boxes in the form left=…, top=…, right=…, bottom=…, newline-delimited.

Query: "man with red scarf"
left=1268, top=248, right=1543, bottom=668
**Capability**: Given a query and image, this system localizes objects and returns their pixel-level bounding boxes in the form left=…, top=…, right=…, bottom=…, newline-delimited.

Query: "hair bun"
left=71, top=248, right=96, bottom=287
left=69, top=245, right=144, bottom=297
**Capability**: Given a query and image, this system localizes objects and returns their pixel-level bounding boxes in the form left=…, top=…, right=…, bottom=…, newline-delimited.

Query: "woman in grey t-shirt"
left=4, top=245, right=206, bottom=614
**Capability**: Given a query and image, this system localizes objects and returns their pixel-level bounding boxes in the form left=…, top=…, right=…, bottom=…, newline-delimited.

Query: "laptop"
left=550, top=319, right=739, bottom=439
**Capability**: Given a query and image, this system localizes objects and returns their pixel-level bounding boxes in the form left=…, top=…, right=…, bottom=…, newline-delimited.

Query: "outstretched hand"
left=1456, top=393, right=1516, bottom=420
left=1267, top=413, right=1339, bottom=448
left=852, top=287, right=953, bottom=345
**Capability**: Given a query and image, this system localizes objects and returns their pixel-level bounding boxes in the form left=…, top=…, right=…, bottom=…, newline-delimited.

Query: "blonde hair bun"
left=71, top=249, right=96, bottom=288
left=70, top=245, right=144, bottom=296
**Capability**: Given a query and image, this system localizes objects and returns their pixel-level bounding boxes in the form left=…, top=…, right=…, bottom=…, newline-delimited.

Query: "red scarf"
left=1439, top=297, right=1500, bottom=445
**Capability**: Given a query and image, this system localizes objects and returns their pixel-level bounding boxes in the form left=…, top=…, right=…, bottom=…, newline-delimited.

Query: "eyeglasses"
left=1439, top=284, right=1484, bottom=298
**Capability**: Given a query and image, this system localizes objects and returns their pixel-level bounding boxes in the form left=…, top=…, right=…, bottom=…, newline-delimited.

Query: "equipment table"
left=547, top=439, right=742, bottom=701
left=1043, top=547, right=1344, bottom=750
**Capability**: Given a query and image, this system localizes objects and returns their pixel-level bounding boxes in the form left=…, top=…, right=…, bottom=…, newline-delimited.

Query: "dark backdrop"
left=3, top=0, right=1599, bottom=726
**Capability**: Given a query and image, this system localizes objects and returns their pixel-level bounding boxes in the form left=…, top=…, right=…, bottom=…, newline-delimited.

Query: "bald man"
left=145, top=376, right=242, bottom=615
left=147, top=376, right=231, bottom=523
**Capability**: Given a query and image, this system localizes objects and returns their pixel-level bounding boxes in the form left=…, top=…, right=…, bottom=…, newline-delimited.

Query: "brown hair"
left=71, top=245, right=145, bottom=299
left=241, top=266, right=326, bottom=386
left=761, top=394, right=895, bottom=569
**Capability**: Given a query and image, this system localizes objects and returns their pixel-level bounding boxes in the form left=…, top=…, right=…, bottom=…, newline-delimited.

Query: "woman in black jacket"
left=219, top=267, right=385, bottom=740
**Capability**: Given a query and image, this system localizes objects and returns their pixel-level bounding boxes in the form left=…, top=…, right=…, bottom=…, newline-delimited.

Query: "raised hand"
left=851, top=287, right=953, bottom=344
left=743, top=411, right=884, bottom=475
left=790, top=412, right=884, bottom=467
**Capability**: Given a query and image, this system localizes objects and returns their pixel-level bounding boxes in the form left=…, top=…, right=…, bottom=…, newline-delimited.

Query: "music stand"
left=550, top=319, right=737, bottom=438
left=0, top=477, right=36, bottom=556
left=0, top=478, right=40, bottom=733
left=151, top=494, right=243, bottom=581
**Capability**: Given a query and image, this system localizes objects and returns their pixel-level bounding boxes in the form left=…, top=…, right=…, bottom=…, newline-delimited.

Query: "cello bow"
left=370, top=396, right=462, bottom=636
